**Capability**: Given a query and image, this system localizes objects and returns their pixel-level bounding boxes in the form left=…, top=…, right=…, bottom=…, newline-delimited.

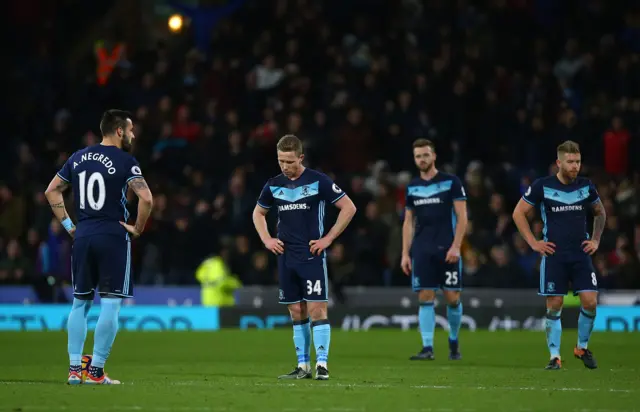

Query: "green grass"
left=0, top=330, right=637, bottom=412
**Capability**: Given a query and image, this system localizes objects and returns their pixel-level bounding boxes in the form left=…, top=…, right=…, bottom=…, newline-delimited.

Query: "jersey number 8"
left=78, top=171, right=106, bottom=211
left=306, top=280, right=322, bottom=295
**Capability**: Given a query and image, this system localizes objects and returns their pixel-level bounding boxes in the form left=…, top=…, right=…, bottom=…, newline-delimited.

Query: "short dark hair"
left=413, top=138, right=436, bottom=152
left=277, top=134, right=303, bottom=155
left=557, top=140, right=580, bottom=155
left=100, top=109, right=132, bottom=136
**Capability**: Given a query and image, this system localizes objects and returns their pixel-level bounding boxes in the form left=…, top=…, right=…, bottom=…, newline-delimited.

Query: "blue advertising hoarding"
left=0, top=305, right=219, bottom=331
left=0, top=286, right=201, bottom=305
left=593, top=306, right=640, bottom=332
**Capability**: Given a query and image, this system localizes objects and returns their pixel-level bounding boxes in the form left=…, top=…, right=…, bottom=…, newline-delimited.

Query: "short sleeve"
left=319, top=174, right=346, bottom=204
left=257, top=183, right=274, bottom=209
left=587, top=181, right=600, bottom=204
left=125, top=157, right=144, bottom=183
left=57, top=156, right=73, bottom=183
left=452, top=177, right=466, bottom=201
left=405, top=186, right=414, bottom=210
left=522, top=179, right=543, bottom=206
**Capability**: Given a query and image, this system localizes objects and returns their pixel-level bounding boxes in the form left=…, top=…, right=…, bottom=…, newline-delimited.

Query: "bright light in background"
left=168, top=14, right=184, bottom=33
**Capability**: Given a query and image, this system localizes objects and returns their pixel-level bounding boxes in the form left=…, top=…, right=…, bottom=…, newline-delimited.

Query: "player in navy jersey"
left=252, top=135, right=357, bottom=380
left=401, top=139, right=468, bottom=361
left=512, top=140, right=605, bottom=370
left=44, top=110, right=153, bottom=384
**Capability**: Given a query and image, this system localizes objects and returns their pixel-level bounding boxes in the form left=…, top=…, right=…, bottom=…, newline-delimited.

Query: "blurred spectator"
left=3, top=0, right=640, bottom=290
left=604, top=116, right=631, bottom=177
left=0, top=239, right=31, bottom=285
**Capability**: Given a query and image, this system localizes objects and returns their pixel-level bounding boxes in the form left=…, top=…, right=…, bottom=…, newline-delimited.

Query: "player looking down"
left=252, top=135, right=357, bottom=380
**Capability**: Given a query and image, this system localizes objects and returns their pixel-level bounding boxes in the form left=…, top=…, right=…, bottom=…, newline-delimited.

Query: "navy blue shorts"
left=71, top=234, right=133, bottom=299
left=412, top=250, right=462, bottom=291
left=278, top=255, right=328, bottom=304
left=539, top=254, right=598, bottom=296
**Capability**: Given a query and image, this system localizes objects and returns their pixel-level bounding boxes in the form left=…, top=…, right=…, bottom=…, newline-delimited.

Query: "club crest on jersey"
left=547, top=282, right=555, bottom=293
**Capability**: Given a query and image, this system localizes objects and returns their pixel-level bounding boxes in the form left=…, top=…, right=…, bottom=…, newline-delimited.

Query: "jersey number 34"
left=306, top=280, right=322, bottom=295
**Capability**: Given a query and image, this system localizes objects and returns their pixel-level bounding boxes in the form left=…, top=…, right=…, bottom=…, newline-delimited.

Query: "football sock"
left=312, top=319, right=330, bottom=368
left=577, top=308, right=596, bottom=349
left=67, top=298, right=93, bottom=366
left=419, top=301, right=435, bottom=348
left=92, top=297, right=122, bottom=368
left=292, top=318, right=311, bottom=369
left=545, top=308, right=562, bottom=359
left=447, top=301, right=463, bottom=341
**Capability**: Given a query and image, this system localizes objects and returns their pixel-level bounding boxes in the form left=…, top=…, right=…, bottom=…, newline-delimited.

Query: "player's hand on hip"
left=67, top=227, right=76, bottom=239
left=264, top=238, right=284, bottom=255
left=531, top=240, right=555, bottom=256
left=445, top=245, right=461, bottom=263
left=309, top=237, right=332, bottom=256
left=400, top=255, right=412, bottom=276
left=582, top=239, right=599, bottom=255
left=119, top=221, right=141, bottom=238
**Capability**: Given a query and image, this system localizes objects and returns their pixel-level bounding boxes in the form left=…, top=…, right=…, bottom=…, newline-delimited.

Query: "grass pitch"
left=0, top=330, right=637, bottom=412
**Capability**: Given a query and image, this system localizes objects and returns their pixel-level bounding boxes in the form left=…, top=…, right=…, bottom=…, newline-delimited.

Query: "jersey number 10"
left=78, top=171, right=106, bottom=211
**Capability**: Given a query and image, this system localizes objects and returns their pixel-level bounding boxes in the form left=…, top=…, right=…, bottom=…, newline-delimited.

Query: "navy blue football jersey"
left=257, top=168, right=346, bottom=262
left=523, top=175, right=600, bottom=256
left=57, top=144, right=143, bottom=240
left=405, top=172, right=466, bottom=254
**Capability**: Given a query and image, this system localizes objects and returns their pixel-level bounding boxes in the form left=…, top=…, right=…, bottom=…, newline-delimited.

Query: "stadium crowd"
left=2, top=0, right=640, bottom=291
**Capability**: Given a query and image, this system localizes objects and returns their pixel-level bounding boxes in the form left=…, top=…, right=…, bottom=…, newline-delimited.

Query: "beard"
left=418, top=162, right=434, bottom=173
left=560, top=168, right=578, bottom=181
left=121, top=137, right=133, bottom=152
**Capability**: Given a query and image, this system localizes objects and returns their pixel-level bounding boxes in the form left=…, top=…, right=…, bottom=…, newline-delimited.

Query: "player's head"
left=276, top=134, right=304, bottom=178
left=556, top=140, right=581, bottom=181
left=100, top=109, right=135, bottom=151
left=413, top=139, right=436, bottom=173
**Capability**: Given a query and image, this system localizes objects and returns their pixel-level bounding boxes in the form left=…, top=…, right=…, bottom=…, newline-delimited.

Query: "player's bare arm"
left=401, top=208, right=415, bottom=275
left=120, top=177, right=153, bottom=238
left=512, top=199, right=556, bottom=256
left=44, top=174, right=75, bottom=237
left=309, top=195, right=356, bottom=256
left=583, top=199, right=606, bottom=255
left=446, top=200, right=468, bottom=264
left=252, top=204, right=284, bottom=255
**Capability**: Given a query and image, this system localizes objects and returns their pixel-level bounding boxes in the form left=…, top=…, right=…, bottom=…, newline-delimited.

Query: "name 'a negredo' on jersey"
left=71, top=150, right=120, bottom=175
left=405, top=172, right=467, bottom=253
left=57, top=144, right=143, bottom=240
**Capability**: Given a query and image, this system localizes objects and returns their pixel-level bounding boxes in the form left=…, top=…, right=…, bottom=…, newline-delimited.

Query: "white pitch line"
left=3, top=380, right=634, bottom=394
